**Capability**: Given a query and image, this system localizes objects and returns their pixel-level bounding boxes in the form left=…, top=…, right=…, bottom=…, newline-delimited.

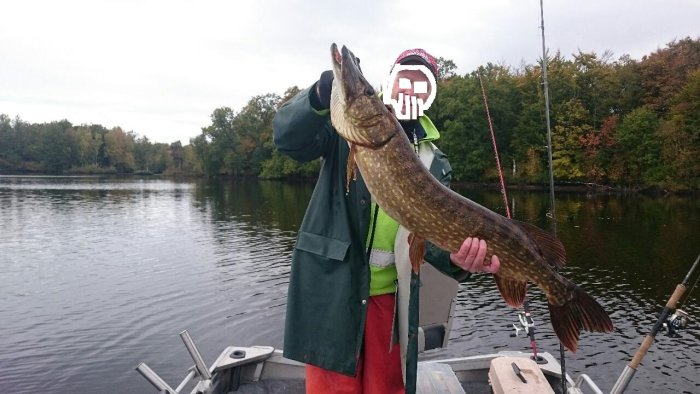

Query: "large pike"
left=329, top=43, right=613, bottom=352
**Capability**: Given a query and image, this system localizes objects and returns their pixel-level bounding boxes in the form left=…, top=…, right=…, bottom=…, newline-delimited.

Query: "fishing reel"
left=663, top=309, right=690, bottom=338
left=510, top=310, right=547, bottom=364
left=511, top=311, right=535, bottom=338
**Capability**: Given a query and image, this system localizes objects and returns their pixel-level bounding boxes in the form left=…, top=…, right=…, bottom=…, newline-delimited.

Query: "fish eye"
left=365, top=86, right=375, bottom=96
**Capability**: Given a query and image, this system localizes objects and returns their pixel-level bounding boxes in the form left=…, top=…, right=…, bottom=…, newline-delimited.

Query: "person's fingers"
left=464, top=237, right=479, bottom=265
left=473, top=239, right=487, bottom=269
left=456, top=237, right=471, bottom=259
left=482, top=255, right=500, bottom=273
left=452, top=238, right=501, bottom=274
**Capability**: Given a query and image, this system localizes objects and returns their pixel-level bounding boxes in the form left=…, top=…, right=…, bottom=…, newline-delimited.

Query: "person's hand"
left=449, top=237, right=500, bottom=274
left=314, top=70, right=334, bottom=109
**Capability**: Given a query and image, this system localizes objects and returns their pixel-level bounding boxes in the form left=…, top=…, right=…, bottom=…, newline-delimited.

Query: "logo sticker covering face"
left=383, top=64, right=436, bottom=120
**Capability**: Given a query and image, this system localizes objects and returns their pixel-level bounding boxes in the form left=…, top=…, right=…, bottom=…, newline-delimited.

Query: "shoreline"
left=2, top=172, right=696, bottom=195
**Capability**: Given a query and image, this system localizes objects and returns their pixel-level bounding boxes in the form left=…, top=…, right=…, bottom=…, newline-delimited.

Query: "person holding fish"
left=273, top=47, right=500, bottom=394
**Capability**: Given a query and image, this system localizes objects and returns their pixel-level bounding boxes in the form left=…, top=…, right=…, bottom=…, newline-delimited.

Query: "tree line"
left=0, top=119, right=198, bottom=175
left=1, top=37, right=698, bottom=189
left=431, top=38, right=699, bottom=190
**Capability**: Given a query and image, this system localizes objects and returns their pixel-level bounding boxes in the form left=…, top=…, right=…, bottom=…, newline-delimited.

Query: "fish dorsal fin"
left=493, top=274, right=527, bottom=308
left=513, top=219, right=566, bottom=269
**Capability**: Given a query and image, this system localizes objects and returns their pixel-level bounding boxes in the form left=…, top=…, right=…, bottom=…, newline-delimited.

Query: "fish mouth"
left=329, top=43, right=391, bottom=149
left=330, top=43, right=366, bottom=101
left=330, top=43, right=342, bottom=69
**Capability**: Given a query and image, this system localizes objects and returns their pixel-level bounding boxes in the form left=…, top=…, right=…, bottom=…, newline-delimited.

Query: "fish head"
left=330, top=43, right=398, bottom=148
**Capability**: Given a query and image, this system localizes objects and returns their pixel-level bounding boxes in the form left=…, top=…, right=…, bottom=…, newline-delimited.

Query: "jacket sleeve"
left=423, top=147, right=472, bottom=283
left=273, top=85, right=335, bottom=163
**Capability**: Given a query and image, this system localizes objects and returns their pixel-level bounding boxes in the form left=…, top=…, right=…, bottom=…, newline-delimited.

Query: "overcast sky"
left=1, top=0, right=698, bottom=144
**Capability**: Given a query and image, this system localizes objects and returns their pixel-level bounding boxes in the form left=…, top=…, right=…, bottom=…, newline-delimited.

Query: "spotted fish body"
left=329, top=43, right=613, bottom=352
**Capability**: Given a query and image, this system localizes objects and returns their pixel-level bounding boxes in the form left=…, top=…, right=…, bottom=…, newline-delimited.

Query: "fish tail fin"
left=548, top=284, right=614, bottom=353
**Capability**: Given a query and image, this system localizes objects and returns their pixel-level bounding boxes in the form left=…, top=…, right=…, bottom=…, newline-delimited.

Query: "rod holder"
left=135, top=362, right=177, bottom=393
left=179, top=330, right=212, bottom=380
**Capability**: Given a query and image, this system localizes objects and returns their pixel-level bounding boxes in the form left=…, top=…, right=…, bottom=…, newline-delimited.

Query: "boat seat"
left=417, top=362, right=466, bottom=394
left=418, top=262, right=459, bottom=351
left=488, top=356, right=554, bottom=394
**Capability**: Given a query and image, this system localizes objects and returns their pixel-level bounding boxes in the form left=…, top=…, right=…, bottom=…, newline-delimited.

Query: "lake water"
left=1, top=176, right=698, bottom=393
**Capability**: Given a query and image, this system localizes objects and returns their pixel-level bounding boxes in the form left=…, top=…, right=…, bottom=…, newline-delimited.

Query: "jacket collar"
left=376, top=91, right=440, bottom=142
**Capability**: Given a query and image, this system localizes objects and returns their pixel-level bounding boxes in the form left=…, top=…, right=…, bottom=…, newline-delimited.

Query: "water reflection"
left=192, top=179, right=312, bottom=234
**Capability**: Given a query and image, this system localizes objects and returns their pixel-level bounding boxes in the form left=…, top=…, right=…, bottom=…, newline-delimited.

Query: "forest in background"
left=1, top=37, right=698, bottom=190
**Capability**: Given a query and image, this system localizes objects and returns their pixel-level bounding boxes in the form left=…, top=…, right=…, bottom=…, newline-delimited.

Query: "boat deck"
left=206, top=347, right=579, bottom=394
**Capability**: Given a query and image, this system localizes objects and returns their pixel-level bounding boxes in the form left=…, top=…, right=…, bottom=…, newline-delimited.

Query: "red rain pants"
left=305, top=293, right=404, bottom=394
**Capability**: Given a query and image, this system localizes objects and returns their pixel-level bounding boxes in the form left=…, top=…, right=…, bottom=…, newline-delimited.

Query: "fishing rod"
left=537, top=2, right=569, bottom=393
left=481, top=5, right=570, bottom=392
left=478, top=74, right=543, bottom=363
left=478, top=74, right=510, bottom=219
left=539, top=0, right=556, bottom=236
left=610, top=253, right=700, bottom=394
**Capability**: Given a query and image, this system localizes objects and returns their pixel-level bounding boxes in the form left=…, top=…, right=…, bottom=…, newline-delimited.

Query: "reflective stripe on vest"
left=367, top=203, right=400, bottom=268
left=368, top=248, right=395, bottom=268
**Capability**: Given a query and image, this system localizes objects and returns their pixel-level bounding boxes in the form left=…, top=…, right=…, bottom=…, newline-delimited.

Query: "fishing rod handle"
left=628, top=335, right=654, bottom=369
left=613, top=254, right=699, bottom=393
left=628, top=283, right=687, bottom=369
left=665, top=284, right=686, bottom=308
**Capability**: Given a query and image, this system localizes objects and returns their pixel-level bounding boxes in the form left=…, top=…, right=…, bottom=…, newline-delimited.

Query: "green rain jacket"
left=272, top=86, right=471, bottom=393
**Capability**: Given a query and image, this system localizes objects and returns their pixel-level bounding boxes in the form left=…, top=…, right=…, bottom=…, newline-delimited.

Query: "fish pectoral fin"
left=493, top=274, right=527, bottom=307
left=345, top=143, right=358, bottom=193
left=407, top=233, right=426, bottom=274
left=513, top=219, right=567, bottom=269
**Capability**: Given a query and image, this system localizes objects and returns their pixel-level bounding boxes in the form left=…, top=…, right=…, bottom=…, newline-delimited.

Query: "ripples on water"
left=0, top=176, right=698, bottom=393
left=0, top=177, right=297, bottom=393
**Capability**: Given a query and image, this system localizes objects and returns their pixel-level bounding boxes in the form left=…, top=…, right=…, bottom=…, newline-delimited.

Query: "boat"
left=136, top=265, right=605, bottom=394
left=135, top=254, right=696, bottom=394
left=137, top=344, right=603, bottom=394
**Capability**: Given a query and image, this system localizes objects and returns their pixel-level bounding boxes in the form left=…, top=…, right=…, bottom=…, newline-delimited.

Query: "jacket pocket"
left=295, top=231, right=350, bottom=261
